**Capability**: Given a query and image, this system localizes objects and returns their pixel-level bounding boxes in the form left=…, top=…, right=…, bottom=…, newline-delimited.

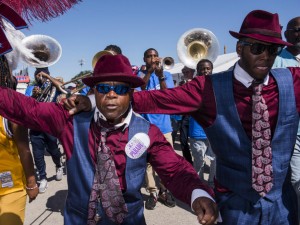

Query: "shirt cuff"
left=191, top=189, right=223, bottom=222
left=191, top=189, right=215, bottom=207
left=88, top=94, right=96, bottom=110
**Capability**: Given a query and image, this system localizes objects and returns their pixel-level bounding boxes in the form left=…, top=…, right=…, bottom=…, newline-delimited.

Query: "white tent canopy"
left=168, top=52, right=239, bottom=82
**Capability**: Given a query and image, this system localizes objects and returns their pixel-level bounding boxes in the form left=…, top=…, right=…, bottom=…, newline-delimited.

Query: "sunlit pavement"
left=24, top=142, right=203, bottom=225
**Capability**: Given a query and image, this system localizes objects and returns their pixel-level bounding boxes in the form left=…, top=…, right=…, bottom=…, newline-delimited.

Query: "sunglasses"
left=95, top=84, right=131, bottom=95
left=239, top=41, right=283, bottom=56
left=287, top=27, right=300, bottom=32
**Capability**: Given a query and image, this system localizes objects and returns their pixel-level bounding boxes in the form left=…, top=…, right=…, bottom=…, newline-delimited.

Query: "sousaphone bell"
left=177, top=28, right=219, bottom=69
left=20, top=34, right=62, bottom=68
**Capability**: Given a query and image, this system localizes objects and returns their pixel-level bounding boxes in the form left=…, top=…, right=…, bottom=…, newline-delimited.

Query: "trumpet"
left=58, top=72, right=92, bottom=96
left=160, top=57, right=174, bottom=70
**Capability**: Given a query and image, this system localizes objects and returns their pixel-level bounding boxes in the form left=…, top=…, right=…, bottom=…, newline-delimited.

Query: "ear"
left=236, top=42, right=242, bottom=57
left=130, top=88, right=135, bottom=99
left=284, top=30, right=288, bottom=40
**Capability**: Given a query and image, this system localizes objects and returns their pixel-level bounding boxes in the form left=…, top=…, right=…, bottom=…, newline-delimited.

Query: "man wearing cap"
left=127, top=10, right=300, bottom=224
left=0, top=54, right=218, bottom=225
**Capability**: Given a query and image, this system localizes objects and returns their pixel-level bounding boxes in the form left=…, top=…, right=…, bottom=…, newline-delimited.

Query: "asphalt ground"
left=24, top=142, right=206, bottom=225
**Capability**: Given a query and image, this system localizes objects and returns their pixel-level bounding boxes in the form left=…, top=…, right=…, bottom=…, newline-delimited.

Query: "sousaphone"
left=20, top=34, right=62, bottom=68
left=177, top=28, right=219, bottom=69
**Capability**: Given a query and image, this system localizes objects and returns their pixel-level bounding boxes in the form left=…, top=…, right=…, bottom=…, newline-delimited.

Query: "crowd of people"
left=0, top=4, right=300, bottom=225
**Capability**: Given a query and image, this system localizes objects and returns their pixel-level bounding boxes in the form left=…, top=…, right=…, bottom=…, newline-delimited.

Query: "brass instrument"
left=91, top=50, right=115, bottom=68
left=58, top=73, right=92, bottom=96
left=160, top=57, right=174, bottom=70
left=20, top=34, right=62, bottom=102
left=20, top=34, right=62, bottom=68
left=36, top=79, right=57, bottom=102
left=177, top=28, right=219, bottom=69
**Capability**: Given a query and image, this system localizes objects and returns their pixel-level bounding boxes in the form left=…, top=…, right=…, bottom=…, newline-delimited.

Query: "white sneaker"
left=56, top=167, right=64, bottom=181
left=39, top=179, right=48, bottom=193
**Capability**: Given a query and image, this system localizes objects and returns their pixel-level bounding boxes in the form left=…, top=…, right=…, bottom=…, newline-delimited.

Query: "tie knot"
left=252, top=80, right=263, bottom=94
left=252, top=79, right=264, bottom=86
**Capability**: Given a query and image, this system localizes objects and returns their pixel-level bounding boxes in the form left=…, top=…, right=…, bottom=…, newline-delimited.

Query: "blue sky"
left=17, top=0, right=300, bottom=82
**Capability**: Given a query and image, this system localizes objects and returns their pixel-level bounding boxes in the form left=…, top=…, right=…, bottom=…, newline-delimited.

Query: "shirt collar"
left=233, top=62, right=269, bottom=88
left=93, top=106, right=132, bottom=131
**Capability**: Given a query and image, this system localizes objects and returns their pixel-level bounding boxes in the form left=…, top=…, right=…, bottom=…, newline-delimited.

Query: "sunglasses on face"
left=95, top=84, right=131, bottom=95
left=287, top=27, right=300, bottom=32
left=239, top=41, right=283, bottom=56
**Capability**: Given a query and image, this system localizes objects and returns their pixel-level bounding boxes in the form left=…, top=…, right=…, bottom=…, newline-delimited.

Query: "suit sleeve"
left=147, top=124, right=214, bottom=205
left=132, top=75, right=208, bottom=115
left=0, top=87, right=70, bottom=137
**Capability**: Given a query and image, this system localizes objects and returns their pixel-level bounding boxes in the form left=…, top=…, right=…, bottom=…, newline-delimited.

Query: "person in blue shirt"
left=25, top=67, right=63, bottom=193
left=189, top=59, right=216, bottom=187
left=137, top=48, right=176, bottom=210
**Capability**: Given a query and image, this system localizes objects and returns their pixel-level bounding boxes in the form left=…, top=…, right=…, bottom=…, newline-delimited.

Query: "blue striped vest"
left=205, top=68, right=299, bottom=203
left=64, top=111, right=150, bottom=225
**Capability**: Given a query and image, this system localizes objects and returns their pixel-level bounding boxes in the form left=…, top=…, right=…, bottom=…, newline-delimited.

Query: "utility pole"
left=78, top=59, right=85, bottom=73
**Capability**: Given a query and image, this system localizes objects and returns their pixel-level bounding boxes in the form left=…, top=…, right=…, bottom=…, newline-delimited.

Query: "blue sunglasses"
left=95, top=84, right=131, bottom=95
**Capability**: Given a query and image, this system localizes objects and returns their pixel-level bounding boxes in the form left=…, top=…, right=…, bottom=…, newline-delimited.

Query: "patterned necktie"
left=87, top=128, right=128, bottom=225
left=251, top=81, right=273, bottom=197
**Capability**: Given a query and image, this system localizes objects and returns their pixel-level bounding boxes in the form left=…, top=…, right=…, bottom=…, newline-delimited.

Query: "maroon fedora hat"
left=229, top=10, right=292, bottom=46
left=82, top=54, right=145, bottom=88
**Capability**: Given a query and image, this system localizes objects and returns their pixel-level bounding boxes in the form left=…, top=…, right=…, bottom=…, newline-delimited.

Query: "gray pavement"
left=24, top=143, right=203, bottom=225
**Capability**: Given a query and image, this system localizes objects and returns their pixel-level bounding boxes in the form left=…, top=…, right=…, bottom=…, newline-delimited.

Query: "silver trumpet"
left=160, top=57, right=174, bottom=70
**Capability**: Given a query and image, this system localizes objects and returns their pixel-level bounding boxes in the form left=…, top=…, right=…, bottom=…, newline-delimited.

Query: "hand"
left=26, top=184, right=39, bottom=203
left=147, top=57, right=161, bottom=74
left=192, top=197, right=218, bottom=225
left=37, top=71, right=50, bottom=79
left=32, top=86, right=41, bottom=97
left=155, top=66, right=164, bottom=79
left=62, top=94, right=92, bottom=115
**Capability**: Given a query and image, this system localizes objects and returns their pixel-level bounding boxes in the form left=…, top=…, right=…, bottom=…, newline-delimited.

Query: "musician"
left=137, top=48, right=176, bottom=210
left=0, top=54, right=218, bottom=225
left=25, top=67, right=63, bottom=193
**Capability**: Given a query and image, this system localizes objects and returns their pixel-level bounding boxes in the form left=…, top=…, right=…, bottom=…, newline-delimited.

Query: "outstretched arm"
left=132, top=76, right=208, bottom=115
left=148, top=125, right=219, bottom=224
left=0, top=86, right=70, bottom=137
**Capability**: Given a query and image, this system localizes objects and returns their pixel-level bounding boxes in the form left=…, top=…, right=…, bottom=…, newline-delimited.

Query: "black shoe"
left=145, top=194, right=157, bottom=210
left=158, top=190, right=176, bottom=208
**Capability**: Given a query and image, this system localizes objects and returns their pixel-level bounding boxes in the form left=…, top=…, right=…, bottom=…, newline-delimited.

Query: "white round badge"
left=125, top=133, right=150, bottom=159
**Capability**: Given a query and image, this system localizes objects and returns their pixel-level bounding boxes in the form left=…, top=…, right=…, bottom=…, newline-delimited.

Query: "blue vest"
left=64, top=111, right=150, bottom=225
left=205, top=68, right=299, bottom=203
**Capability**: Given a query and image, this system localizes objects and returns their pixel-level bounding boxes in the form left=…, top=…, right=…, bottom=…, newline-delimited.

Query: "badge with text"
left=125, top=133, right=150, bottom=159
left=0, top=171, right=13, bottom=188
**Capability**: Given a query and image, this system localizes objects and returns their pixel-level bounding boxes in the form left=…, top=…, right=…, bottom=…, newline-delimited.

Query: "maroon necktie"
left=251, top=81, right=273, bottom=197
left=87, top=128, right=128, bottom=225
